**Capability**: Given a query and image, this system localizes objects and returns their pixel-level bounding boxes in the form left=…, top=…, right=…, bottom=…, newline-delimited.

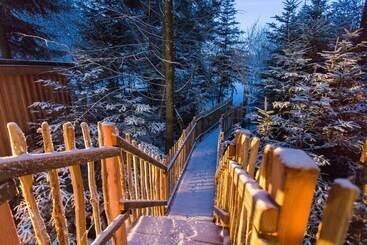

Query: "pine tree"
left=299, top=0, right=331, bottom=62
left=268, top=0, right=302, bottom=50
left=330, top=0, right=363, bottom=37
left=310, top=30, right=367, bottom=154
left=0, top=0, right=67, bottom=58
left=211, top=0, right=242, bottom=103
left=258, top=40, right=313, bottom=147
left=173, top=0, right=221, bottom=116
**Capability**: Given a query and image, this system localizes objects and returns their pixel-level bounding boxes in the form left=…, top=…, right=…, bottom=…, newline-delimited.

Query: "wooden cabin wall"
left=0, top=62, right=70, bottom=156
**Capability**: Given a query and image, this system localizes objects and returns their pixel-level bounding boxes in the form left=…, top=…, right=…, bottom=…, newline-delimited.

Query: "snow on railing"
left=214, top=130, right=360, bottom=245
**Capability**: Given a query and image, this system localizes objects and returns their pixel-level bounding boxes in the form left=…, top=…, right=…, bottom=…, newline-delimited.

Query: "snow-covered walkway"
left=128, top=127, right=223, bottom=244
left=169, top=127, right=219, bottom=217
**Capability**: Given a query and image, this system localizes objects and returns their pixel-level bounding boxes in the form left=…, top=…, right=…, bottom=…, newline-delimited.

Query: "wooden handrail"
left=0, top=147, right=120, bottom=182
left=116, top=136, right=167, bottom=171
left=91, top=211, right=130, bottom=245
left=166, top=122, right=197, bottom=171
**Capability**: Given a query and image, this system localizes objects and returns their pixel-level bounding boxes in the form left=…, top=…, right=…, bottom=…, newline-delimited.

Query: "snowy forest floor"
left=169, top=127, right=219, bottom=216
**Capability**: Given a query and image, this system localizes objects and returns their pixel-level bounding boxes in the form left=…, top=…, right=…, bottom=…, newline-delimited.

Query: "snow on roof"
left=334, top=179, right=360, bottom=192
left=274, top=147, right=319, bottom=171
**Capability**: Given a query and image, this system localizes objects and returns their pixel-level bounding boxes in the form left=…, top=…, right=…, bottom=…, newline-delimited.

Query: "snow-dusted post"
left=7, top=123, right=51, bottom=245
left=317, top=179, right=359, bottom=245
left=271, top=148, right=319, bottom=245
left=41, top=122, right=69, bottom=244
left=101, top=123, right=127, bottom=245
left=235, top=132, right=249, bottom=169
left=63, top=122, right=87, bottom=245
left=81, top=122, right=102, bottom=236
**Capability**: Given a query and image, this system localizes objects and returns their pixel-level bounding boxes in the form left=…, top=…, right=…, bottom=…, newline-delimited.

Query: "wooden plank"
left=247, top=137, right=260, bottom=177
left=0, top=202, right=20, bottom=245
left=257, top=145, right=273, bottom=191
left=271, top=147, right=319, bottom=245
left=102, top=123, right=127, bottom=245
left=63, top=122, right=87, bottom=245
left=229, top=162, right=279, bottom=243
left=7, top=122, right=51, bottom=245
left=81, top=122, right=102, bottom=236
left=98, top=122, right=113, bottom=225
left=41, top=122, right=69, bottom=245
left=317, top=179, right=360, bottom=245
left=0, top=146, right=120, bottom=182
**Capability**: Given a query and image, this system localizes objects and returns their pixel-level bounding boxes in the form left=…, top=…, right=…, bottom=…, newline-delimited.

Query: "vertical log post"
left=7, top=122, right=50, bottom=245
left=41, top=122, right=69, bottom=245
left=317, top=179, right=359, bottom=245
left=271, top=148, right=319, bottom=245
left=101, top=123, right=127, bottom=245
left=63, top=122, right=87, bottom=245
left=247, top=137, right=260, bottom=177
left=80, top=122, right=102, bottom=236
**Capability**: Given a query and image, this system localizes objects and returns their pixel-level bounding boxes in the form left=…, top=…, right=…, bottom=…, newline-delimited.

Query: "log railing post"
left=41, top=122, right=69, bottom=245
left=63, top=122, right=87, bottom=245
left=317, top=179, right=359, bottom=245
left=101, top=123, right=127, bottom=245
left=7, top=123, right=50, bottom=245
left=271, top=148, right=319, bottom=245
left=80, top=122, right=102, bottom=236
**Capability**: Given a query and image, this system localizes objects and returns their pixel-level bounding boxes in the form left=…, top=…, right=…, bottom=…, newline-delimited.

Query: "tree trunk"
left=0, top=22, right=11, bottom=59
left=361, top=0, right=367, bottom=42
left=164, top=0, right=175, bottom=152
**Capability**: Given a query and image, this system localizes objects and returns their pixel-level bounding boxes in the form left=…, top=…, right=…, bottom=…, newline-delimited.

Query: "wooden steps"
left=127, top=216, right=224, bottom=244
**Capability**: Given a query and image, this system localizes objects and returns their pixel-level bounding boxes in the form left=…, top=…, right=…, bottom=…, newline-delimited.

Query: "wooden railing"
left=0, top=121, right=168, bottom=245
left=166, top=98, right=232, bottom=207
left=0, top=98, right=235, bottom=244
left=214, top=130, right=360, bottom=245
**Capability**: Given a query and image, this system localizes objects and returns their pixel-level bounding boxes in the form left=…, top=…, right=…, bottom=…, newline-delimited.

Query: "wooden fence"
left=0, top=99, right=233, bottom=245
left=215, top=118, right=360, bottom=244
left=0, top=121, right=168, bottom=245
left=0, top=59, right=71, bottom=156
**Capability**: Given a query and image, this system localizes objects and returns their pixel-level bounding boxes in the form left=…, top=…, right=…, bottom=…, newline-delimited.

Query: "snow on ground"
left=169, top=127, right=219, bottom=217
left=127, top=216, right=223, bottom=244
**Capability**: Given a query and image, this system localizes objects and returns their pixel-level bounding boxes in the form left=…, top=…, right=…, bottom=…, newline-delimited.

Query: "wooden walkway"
left=169, top=127, right=219, bottom=216
left=128, top=128, right=223, bottom=244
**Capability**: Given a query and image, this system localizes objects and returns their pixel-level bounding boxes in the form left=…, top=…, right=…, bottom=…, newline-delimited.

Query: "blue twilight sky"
left=235, top=0, right=284, bottom=30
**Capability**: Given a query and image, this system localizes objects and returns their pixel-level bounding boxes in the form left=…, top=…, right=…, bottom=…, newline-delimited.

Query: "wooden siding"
left=0, top=61, right=71, bottom=156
